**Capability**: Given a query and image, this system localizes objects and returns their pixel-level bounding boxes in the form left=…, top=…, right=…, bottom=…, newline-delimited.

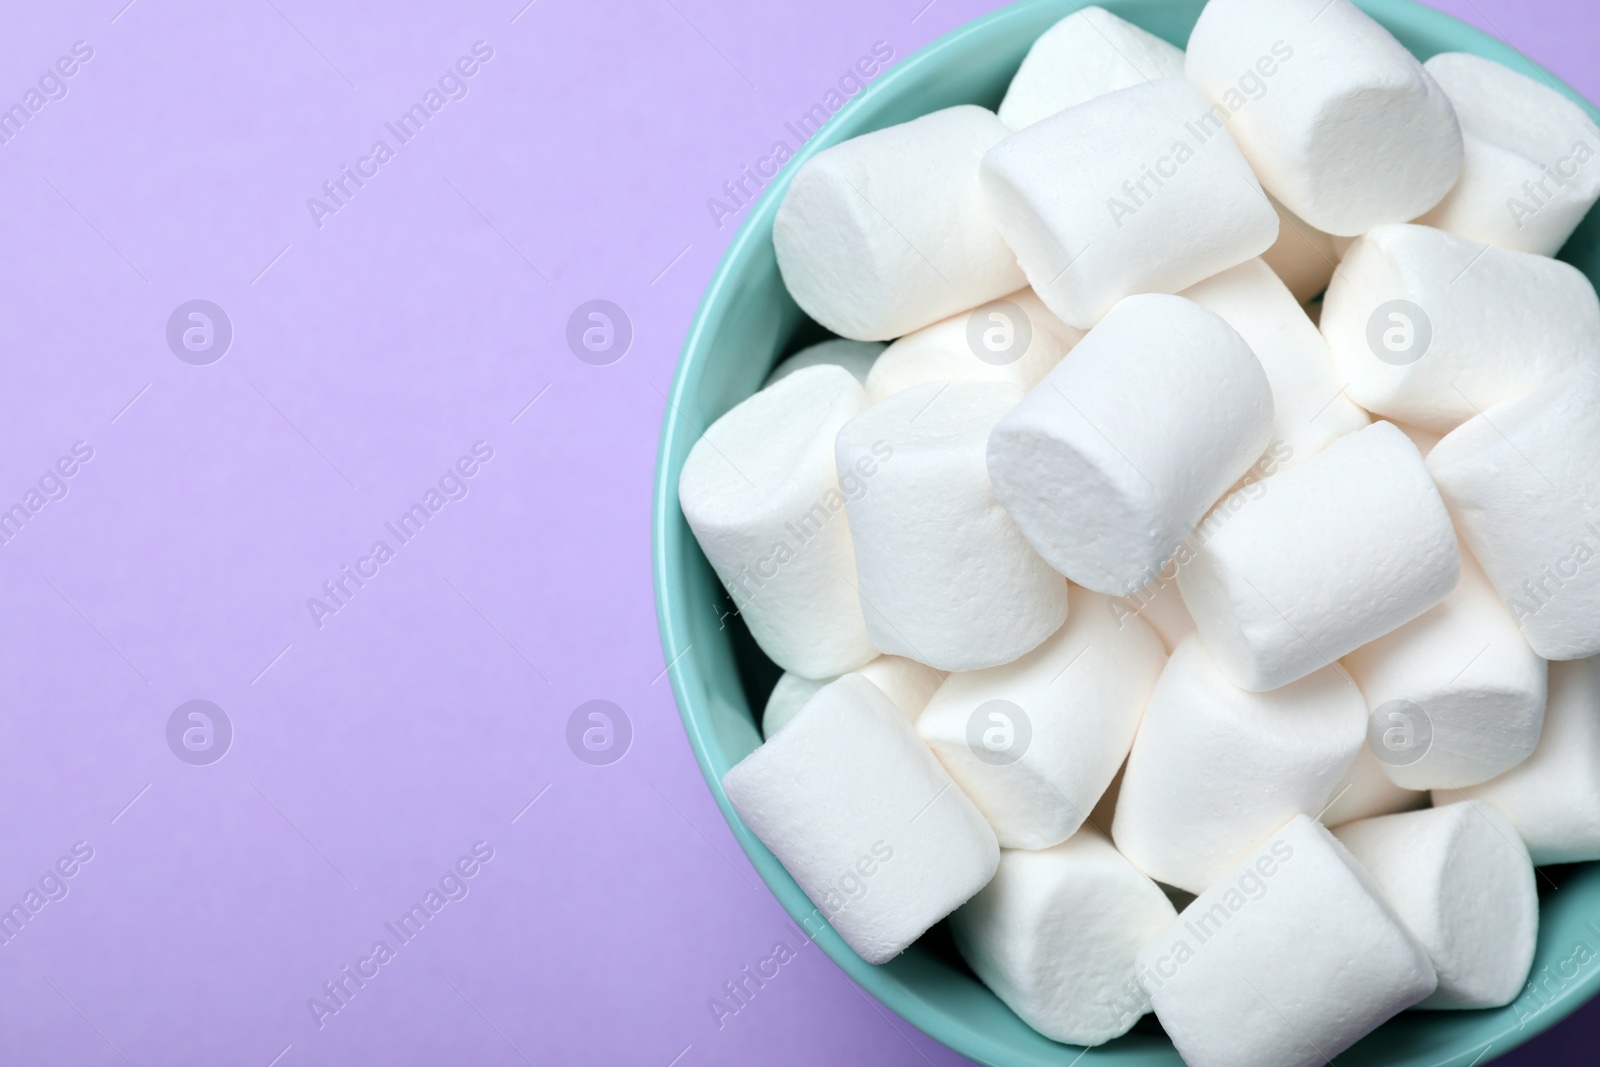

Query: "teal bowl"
left=652, top=1, right=1600, bottom=1063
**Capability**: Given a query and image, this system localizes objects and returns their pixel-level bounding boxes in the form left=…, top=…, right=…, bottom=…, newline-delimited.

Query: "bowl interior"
left=652, top=2, right=1600, bottom=1063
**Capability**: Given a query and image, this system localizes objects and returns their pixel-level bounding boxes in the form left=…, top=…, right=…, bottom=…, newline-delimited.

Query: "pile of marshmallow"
left=677, top=1, right=1600, bottom=1064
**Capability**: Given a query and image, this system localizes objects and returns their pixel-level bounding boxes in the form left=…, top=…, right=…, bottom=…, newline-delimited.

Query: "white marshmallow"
left=837, top=380, right=1068, bottom=671
left=1396, top=422, right=1442, bottom=458
left=774, top=106, right=1026, bottom=340
left=761, top=655, right=946, bottom=739
left=1182, top=258, right=1368, bottom=462
left=679, top=366, right=876, bottom=677
left=762, top=672, right=830, bottom=739
left=765, top=338, right=884, bottom=387
left=1458, top=656, right=1600, bottom=864
left=1261, top=193, right=1338, bottom=302
left=1344, top=550, right=1547, bottom=790
left=1333, top=801, right=1537, bottom=1009
left=1417, top=53, right=1600, bottom=256
left=1185, top=0, right=1462, bottom=236
left=864, top=288, right=1084, bottom=403
left=997, top=6, right=1185, bottom=131
left=1180, top=421, right=1460, bottom=690
left=1321, top=224, right=1600, bottom=431
left=723, top=675, right=999, bottom=964
left=1322, top=745, right=1427, bottom=828
left=917, top=586, right=1165, bottom=848
left=1136, top=815, right=1437, bottom=1067
left=949, top=832, right=1177, bottom=1045
left=1117, top=575, right=1195, bottom=654
left=1113, top=636, right=1366, bottom=893
left=988, top=294, right=1274, bottom=596
left=1427, top=359, right=1600, bottom=660
left=980, top=78, right=1278, bottom=328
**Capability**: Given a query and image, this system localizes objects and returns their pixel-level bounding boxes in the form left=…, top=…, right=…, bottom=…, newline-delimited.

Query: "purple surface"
left=0, top=1, right=1595, bottom=1064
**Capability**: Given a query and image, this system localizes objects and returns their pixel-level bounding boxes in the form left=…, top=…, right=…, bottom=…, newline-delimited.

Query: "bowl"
left=652, top=2, right=1600, bottom=1063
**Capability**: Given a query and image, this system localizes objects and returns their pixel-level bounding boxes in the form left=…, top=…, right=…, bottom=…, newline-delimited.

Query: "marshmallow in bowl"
left=678, top=365, right=876, bottom=678
left=1185, top=0, right=1462, bottom=236
left=987, top=294, right=1274, bottom=597
left=764, top=338, right=884, bottom=387
left=997, top=6, right=1185, bottom=131
left=980, top=77, right=1278, bottom=329
left=1112, top=635, right=1366, bottom=894
left=1417, top=52, right=1600, bottom=256
left=1322, top=745, right=1427, bottom=828
left=761, top=655, right=946, bottom=738
left=1178, top=421, right=1460, bottom=691
left=836, top=380, right=1069, bottom=671
left=1321, top=224, right=1600, bottom=432
left=949, top=830, right=1177, bottom=1045
left=723, top=675, right=999, bottom=964
left=773, top=106, right=1025, bottom=340
left=1260, top=192, right=1339, bottom=302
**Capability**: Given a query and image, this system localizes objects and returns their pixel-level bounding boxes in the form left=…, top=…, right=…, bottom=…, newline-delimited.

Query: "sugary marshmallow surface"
left=761, top=655, right=946, bottom=738
left=1417, top=53, right=1600, bottom=256
left=1322, top=224, right=1600, bottom=432
left=988, top=294, right=1274, bottom=596
left=1427, top=359, right=1600, bottom=660
left=1117, top=576, right=1195, bottom=654
left=980, top=78, right=1278, bottom=328
left=1334, top=801, right=1537, bottom=1009
left=723, top=675, right=999, bottom=964
left=1322, top=745, right=1427, bottom=827
left=762, top=672, right=830, bottom=739
left=679, top=366, right=875, bottom=677
left=949, top=832, right=1177, bottom=1044
left=1185, top=0, right=1462, bottom=236
left=1458, top=656, right=1600, bottom=864
left=837, top=380, right=1068, bottom=671
left=1179, top=421, right=1460, bottom=690
left=1182, top=258, right=1367, bottom=461
left=765, top=338, right=884, bottom=387
left=917, top=586, right=1165, bottom=848
left=864, top=288, right=1084, bottom=403
left=1136, top=815, right=1437, bottom=1067
left=997, top=6, right=1185, bottom=131
left=1344, top=550, right=1547, bottom=790
left=1113, top=636, right=1366, bottom=893
left=1261, top=193, right=1338, bottom=302
left=774, top=106, right=1025, bottom=340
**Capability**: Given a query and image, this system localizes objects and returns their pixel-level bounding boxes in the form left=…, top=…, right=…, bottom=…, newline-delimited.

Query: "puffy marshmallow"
left=1136, top=815, right=1437, bottom=1067
left=723, top=675, right=999, bottom=964
left=679, top=366, right=876, bottom=677
left=1261, top=193, right=1338, bottom=302
left=949, top=831, right=1177, bottom=1045
left=762, top=672, right=830, bottom=739
left=997, top=6, right=1185, bottom=130
left=1417, top=53, right=1600, bottom=256
left=1322, top=224, right=1600, bottom=431
left=1322, top=746, right=1426, bottom=828
left=864, top=288, right=1084, bottom=403
left=1185, top=0, right=1462, bottom=236
left=1457, top=656, right=1600, bottom=864
left=917, top=585, right=1165, bottom=848
left=1117, top=575, right=1195, bottom=654
left=1427, top=359, right=1600, bottom=660
left=762, top=655, right=946, bottom=738
left=1344, top=550, right=1547, bottom=790
left=980, top=78, right=1278, bottom=328
left=1182, top=258, right=1368, bottom=462
left=837, top=380, right=1068, bottom=670
left=988, top=295, right=1274, bottom=596
left=1334, top=801, right=1537, bottom=1009
left=1180, top=421, right=1460, bottom=690
left=1113, top=635, right=1366, bottom=893
left=774, top=106, right=1025, bottom=340
left=765, top=338, right=884, bottom=387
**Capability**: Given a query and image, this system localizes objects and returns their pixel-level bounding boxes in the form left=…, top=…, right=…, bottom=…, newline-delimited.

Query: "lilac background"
left=0, top=1, right=1594, bottom=1064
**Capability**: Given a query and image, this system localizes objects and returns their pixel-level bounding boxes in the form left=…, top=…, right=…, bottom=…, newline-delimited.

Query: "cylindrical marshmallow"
left=764, top=338, right=884, bottom=387
left=987, top=294, right=1274, bottom=597
left=1321, top=224, right=1600, bottom=432
left=761, top=655, right=946, bottom=739
left=917, top=586, right=1166, bottom=848
left=1185, top=0, right=1462, bottom=236
left=1113, top=635, right=1366, bottom=893
left=678, top=366, right=876, bottom=677
left=1116, top=574, right=1195, bottom=654
left=1321, top=745, right=1426, bottom=828
left=997, top=6, right=1185, bottom=130
left=837, top=380, right=1068, bottom=671
left=1179, top=421, right=1460, bottom=690
left=1261, top=192, right=1338, bottom=303
left=980, top=77, right=1278, bottom=329
left=773, top=106, right=1026, bottom=340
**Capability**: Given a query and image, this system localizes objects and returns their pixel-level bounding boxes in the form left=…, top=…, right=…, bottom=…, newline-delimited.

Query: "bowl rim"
left=652, top=1, right=1600, bottom=1063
